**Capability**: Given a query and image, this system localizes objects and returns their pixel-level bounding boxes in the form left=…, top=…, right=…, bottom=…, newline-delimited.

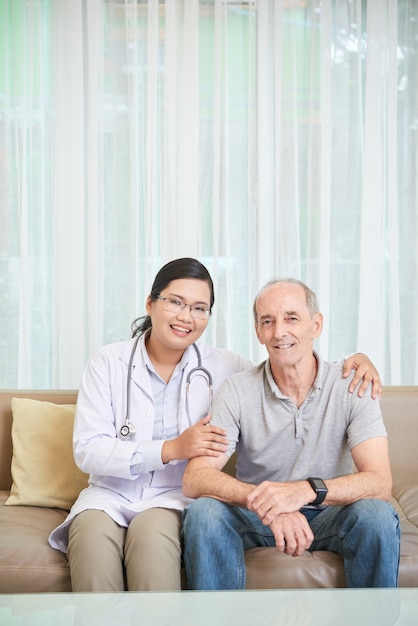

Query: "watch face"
left=311, top=478, right=326, bottom=490
left=308, top=477, right=328, bottom=505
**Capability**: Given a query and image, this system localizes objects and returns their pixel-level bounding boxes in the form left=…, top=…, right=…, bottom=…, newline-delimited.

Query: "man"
left=182, top=278, right=400, bottom=589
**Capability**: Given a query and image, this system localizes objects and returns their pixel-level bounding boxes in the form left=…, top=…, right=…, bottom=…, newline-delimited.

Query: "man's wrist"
left=306, top=477, right=328, bottom=506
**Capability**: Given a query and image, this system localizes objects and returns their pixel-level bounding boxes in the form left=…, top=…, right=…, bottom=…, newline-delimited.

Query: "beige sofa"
left=1, top=387, right=418, bottom=593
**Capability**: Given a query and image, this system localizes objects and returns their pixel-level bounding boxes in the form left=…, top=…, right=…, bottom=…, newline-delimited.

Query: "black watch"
left=307, top=477, right=328, bottom=506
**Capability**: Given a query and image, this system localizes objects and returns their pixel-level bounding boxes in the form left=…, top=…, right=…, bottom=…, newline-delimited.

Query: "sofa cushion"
left=0, top=490, right=71, bottom=592
left=5, top=398, right=88, bottom=510
left=245, top=547, right=345, bottom=588
left=244, top=496, right=418, bottom=588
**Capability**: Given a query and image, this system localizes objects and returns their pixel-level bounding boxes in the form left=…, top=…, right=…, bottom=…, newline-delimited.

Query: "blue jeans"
left=182, top=497, right=400, bottom=589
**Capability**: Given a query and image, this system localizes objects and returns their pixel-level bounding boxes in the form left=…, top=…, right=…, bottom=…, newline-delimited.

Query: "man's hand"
left=270, top=512, right=314, bottom=556
left=162, top=416, right=228, bottom=463
left=343, top=353, right=382, bottom=399
left=246, top=480, right=312, bottom=526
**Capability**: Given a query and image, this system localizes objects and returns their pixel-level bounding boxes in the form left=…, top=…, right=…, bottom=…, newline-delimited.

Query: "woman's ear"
left=145, top=295, right=152, bottom=315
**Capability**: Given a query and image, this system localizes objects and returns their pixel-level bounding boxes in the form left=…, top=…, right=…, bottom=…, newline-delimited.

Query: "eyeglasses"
left=156, top=295, right=211, bottom=320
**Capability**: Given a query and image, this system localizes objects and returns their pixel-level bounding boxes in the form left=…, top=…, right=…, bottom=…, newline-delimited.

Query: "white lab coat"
left=49, top=335, right=252, bottom=553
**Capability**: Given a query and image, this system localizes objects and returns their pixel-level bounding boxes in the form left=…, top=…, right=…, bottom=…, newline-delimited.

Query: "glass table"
left=0, top=588, right=417, bottom=626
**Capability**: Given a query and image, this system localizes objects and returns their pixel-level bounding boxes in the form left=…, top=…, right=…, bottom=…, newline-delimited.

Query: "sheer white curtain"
left=1, top=0, right=417, bottom=389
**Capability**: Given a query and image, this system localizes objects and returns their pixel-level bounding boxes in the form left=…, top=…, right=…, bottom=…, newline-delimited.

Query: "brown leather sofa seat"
left=1, top=388, right=417, bottom=592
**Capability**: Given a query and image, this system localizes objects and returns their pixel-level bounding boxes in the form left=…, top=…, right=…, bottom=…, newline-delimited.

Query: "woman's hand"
left=343, top=353, right=382, bottom=399
left=162, top=415, right=228, bottom=463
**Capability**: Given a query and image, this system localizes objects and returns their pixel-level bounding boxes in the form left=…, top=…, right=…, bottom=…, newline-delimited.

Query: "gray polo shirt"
left=210, top=353, right=387, bottom=484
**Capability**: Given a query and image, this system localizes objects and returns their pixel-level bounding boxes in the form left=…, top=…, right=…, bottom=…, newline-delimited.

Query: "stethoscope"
left=120, top=336, right=213, bottom=439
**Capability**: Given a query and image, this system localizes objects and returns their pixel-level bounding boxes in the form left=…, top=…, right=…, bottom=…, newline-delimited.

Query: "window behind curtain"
left=1, top=0, right=417, bottom=388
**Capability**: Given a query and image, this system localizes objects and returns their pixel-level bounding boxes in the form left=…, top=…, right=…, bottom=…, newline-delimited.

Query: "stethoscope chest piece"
left=120, top=422, right=136, bottom=439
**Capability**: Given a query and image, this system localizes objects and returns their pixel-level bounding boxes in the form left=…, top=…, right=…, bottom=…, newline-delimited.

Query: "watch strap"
left=307, top=477, right=328, bottom=506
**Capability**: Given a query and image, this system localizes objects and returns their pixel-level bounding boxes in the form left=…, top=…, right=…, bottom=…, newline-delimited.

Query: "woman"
left=49, top=258, right=381, bottom=591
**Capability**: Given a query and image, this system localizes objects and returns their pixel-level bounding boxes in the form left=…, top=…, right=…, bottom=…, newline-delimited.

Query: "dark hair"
left=131, top=258, right=215, bottom=337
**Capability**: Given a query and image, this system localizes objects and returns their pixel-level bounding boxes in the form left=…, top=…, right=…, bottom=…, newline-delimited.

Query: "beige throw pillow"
left=5, top=398, right=89, bottom=510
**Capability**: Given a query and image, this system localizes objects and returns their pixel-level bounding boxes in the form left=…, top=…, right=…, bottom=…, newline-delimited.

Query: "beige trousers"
left=67, top=507, right=182, bottom=591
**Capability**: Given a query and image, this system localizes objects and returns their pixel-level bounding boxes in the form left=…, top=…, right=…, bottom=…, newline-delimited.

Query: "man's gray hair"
left=253, top=278, right=320, bottom=323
